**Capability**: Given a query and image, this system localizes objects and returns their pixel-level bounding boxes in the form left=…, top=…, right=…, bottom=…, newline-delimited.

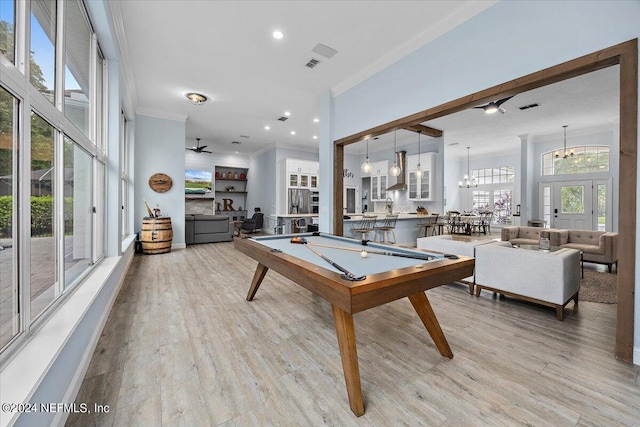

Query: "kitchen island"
left=270, top=213, right=432, bottom=246
left=344, top=213, right=429, bottom=246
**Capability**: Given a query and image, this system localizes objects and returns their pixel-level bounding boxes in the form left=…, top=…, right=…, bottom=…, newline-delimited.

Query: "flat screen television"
left=185, top=169, right=212, bottom=194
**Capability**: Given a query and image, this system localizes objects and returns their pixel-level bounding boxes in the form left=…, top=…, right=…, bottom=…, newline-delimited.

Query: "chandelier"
left=554, top=125, right=574, bottom=159
left=459, top=147, right=477, bottom=188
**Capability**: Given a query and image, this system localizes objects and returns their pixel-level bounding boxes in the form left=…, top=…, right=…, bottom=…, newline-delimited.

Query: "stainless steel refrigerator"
left=289, top=188, right=310, bottom=214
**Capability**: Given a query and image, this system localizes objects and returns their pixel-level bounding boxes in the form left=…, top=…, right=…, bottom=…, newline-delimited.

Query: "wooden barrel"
left=140, top=217, right=173, bottom=254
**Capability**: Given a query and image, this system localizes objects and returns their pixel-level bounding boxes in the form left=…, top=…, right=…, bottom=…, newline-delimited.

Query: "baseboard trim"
left=172, top=243, right=186, bottom=250
left=634, top=346, right=640, bottom=366
left=52, top=248, right=135, bottom=427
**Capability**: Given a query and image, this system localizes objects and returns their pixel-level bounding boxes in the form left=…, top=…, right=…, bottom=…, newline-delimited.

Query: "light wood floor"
left=67, top=240, right=639, bottom=426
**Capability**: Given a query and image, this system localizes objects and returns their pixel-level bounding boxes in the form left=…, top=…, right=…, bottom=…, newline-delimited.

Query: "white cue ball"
left=361, top=250, right=368, bottom=258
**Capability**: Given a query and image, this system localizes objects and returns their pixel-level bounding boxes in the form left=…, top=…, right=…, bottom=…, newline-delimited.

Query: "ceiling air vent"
left=239, top=135, right=250, bottom=139
left=447, top=142, right=459, bottom=146
left=519, top=103, right=540, bottom=110
left=278, top=116, right=288, bottom=121
left=231, top=141, right=241, bottom=145
left=305, top=58, right=320, bottom=68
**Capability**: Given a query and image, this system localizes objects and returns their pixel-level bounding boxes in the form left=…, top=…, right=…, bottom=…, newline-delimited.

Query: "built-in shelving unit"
left=214, top=166, right=249, bottom=220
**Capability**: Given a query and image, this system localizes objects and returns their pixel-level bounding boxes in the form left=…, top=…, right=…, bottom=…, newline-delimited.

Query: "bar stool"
left=293, top=217, right=307, bottom=233
left=417, top=214, right=439, bottom=237
left=350, top=215, right=377, bottom=240
left=374, top=214, right=398, bottom=243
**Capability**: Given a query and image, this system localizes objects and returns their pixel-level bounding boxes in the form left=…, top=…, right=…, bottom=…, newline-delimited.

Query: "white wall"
left=319, top=0, right=640, bottom=362
left=134, top=114, right=186, bottom=246
left=248, top=148, right=277, bottom=216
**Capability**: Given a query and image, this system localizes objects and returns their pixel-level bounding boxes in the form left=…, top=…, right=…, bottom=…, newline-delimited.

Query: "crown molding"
left=136, top=107, right=188, bottom=122
left=331, top=1, right=498, bottom=97
left=108, top=0, right=138, bottom=111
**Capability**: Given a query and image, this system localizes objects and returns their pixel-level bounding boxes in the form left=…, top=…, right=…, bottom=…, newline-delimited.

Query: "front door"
left=552, top=180, right=594, bottom=229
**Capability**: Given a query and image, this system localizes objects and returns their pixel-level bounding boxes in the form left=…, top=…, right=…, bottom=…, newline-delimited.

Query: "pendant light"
left=459, top=147, right=477, bottom=188
left=389, top=131, right=401, bottom=176
left=554, top=125, right=574, bottom=159
left=415, top=131, right=423, bottom=178
left=361, top=138, right=372, bottom=173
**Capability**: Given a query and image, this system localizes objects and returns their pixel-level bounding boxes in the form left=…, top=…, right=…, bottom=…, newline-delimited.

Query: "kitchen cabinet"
left=369, top=160, right=388, bottom=201
left=286, top=159, right=319, bottom=189
left=407, top=153, right=435, bottom=201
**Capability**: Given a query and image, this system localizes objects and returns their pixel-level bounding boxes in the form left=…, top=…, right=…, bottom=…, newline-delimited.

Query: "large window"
left=472, top=166, right=514, bottom=185
left=64, top=0, right=91, bottom=135
left=542, top=146, right=609, bottom=176
left=0, top=86, right=18, bottom=349
left=0, top=0, right=15, bottom=63
left=121, top=112, right=129, bottom=238
left=30, top=112, right=57, bottom=320
left=63, top=136, right=92, bottom=288
left=1, top=0, right=107, bottom=355
left=471, top=165, right=514, bottom=225
left=472, top=188, right=513, bottom=225
left=30, top=0, right=57, bottom=104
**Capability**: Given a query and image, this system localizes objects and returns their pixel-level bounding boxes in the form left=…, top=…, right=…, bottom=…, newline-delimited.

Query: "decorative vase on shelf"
left=234, top=173, right=239, bottom=179
left=227, top=172, right=232, bottom=179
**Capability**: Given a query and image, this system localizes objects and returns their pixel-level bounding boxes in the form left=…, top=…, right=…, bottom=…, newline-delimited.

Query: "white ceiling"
left=116, top=1, right=619, bottom=159
left=116, top=0, right=495, bottom=154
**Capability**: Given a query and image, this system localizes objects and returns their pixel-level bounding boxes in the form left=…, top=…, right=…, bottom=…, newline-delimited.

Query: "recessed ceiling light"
left=185, top=92, right=207, bottom=105
left=235, top=151, right=239, bottom=154
left=264, top=125, right=270, bottom=130
left=290, top=131, right=296, bottom=135
left=273, top=30, right=283, bottom=39
left=284, top=111, right=291, bottom=117
left=313, top=118, right=319, bottom=123
left=313, top=136, right=318, bottom=140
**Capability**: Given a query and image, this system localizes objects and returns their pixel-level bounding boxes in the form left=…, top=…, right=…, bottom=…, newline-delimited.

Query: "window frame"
left=0, top=0, right=107, bottom=358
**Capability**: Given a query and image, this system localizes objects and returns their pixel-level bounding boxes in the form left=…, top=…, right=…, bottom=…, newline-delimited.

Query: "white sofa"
left=417, top=235, right=494, bottom=294
left=474, top=242, right=581, bottom=320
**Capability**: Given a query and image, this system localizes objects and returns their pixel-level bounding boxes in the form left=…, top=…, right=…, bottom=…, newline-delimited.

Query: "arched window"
left=542, top=146, right=609, bottom=176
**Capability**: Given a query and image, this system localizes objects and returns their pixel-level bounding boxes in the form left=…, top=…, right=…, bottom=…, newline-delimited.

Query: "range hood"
left=386, top=150, right=407, bottom=192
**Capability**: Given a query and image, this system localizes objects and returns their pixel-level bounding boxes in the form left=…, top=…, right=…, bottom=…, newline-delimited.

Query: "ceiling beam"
left=403, top=124, right=442, bottom=138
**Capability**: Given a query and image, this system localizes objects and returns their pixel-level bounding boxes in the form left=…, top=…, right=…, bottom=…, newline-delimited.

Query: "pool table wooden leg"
left=246, top=263, right=269, bottom=301
left=408, top=291, right=453, bottom=359
left=332, top=304, right=365, bottom=417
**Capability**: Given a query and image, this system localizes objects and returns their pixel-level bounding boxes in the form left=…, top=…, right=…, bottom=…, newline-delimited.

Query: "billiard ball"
left=361, top=250, right=368, bottom=258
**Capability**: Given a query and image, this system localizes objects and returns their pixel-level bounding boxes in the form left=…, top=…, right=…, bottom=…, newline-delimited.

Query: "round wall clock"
left=148, top=173, right=173, bottom=193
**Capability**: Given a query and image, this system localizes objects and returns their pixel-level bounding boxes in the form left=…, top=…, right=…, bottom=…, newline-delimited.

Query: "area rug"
left=579, top=269, right=617, bottom=303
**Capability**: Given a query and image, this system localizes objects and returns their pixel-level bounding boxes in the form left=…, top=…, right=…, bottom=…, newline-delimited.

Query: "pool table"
left=234, top=233, right=474, bottom=416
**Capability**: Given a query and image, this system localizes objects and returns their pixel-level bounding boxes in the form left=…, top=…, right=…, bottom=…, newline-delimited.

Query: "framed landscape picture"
left=185, top=169, right=212, bottom=194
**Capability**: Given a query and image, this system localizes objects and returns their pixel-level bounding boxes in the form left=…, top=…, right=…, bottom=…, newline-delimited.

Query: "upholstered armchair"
left=241, top=208, right=264, bottom=234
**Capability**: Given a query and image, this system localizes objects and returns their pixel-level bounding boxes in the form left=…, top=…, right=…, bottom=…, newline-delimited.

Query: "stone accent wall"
left=185, top=199, right=215, bottom=215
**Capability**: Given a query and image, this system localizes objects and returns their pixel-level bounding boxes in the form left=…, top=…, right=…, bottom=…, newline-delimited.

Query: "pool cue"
left=303, top=245, right=366, bottom=281
left=306, top=242, right=435, bottom=261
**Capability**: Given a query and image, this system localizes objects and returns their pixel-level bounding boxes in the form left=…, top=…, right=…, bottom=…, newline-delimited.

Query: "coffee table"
left=515, top=244, right=584, bottom=278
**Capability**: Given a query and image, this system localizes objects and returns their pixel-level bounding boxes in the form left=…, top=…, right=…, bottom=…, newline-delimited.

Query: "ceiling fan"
left=474, top=96, right=513, bottom=114
left=186, top=138, right=212, bottom=153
